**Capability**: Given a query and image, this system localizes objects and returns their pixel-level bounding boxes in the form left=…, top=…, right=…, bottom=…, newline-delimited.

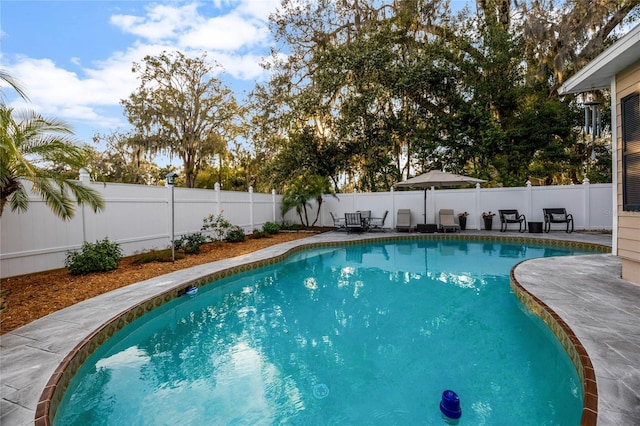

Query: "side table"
left=528, top=221, right=543, bottom=233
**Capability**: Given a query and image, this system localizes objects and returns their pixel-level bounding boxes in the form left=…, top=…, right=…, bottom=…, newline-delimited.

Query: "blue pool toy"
left=440, top=390, right=461, bottom=419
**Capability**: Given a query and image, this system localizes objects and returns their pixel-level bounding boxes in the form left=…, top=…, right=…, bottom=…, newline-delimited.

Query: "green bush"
left=65, top=238, right=123, bottom=275
left=225, top=226, right=246, bottom=242
left=201, top=212, right=232, bottom=241
left=132, top=249, right=184, bottom=264
left=252, top=229, right=269, bottom=239
left=262, top=221, right=280, bottom=235
left=280, top=221, right=302, bottom=231
left=174, top=233, right=207, bottom=254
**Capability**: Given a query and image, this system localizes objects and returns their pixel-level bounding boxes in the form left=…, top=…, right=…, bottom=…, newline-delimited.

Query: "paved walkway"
left=1, top=229, right=636, bottom=425
left=514, top=253, right=640, bottom=425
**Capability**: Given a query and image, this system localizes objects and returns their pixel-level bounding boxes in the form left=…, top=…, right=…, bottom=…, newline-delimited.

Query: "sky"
left=1, top=0, right=282, bottom=163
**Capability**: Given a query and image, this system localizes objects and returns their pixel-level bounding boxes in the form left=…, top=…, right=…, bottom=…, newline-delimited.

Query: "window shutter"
left=622, top=93, right=640, bottom=211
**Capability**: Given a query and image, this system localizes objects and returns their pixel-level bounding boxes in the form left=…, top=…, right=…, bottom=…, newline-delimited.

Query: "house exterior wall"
left=616, top=59, right=640, bottom=284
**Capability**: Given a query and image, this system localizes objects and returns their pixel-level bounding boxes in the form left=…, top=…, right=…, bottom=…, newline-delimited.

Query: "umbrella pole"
left=423, top=189, right=427, bottom=224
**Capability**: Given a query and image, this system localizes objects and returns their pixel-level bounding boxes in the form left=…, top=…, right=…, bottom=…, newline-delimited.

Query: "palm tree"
left=0, top=107, right=104, bottom=219
left=281, top=175, right=336, bottom=227
left=0, top=69, right=29, bottom=103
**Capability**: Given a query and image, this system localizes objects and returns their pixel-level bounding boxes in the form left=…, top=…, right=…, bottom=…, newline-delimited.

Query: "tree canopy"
left=122, top=51, right=244, bottom=188
left=248, top=0, right=637, bottom=192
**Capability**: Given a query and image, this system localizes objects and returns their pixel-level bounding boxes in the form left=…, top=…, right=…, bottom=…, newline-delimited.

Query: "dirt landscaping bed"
left=0, top=230, right=329, bottom=335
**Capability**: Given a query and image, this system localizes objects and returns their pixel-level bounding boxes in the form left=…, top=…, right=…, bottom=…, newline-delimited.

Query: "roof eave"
left=559, top=24, right=640, bottom=95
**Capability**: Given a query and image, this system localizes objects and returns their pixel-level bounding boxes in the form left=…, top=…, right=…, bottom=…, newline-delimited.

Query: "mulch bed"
left=0, top=230, right=330, bottom=335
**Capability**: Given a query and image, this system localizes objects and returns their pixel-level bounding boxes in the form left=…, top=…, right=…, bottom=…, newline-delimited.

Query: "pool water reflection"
left=54, top=239, right=595, bottom=425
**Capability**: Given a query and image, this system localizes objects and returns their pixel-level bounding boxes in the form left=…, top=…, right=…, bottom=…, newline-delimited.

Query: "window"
left=622, top=93, right=640, bottom=211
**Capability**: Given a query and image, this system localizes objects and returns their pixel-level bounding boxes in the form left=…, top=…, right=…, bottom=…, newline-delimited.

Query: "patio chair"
left=395, top=209, right=413, bottom=232
left=499, top=209, right=527, bottom=233
left=345, top=212, right=364, bottom=233
left=438, top=209, right=460, bottom=233
left=368, top=210, right=388, bottom=232
left=543, top=208, right=574, bottom=233
left=357, top=210, right=371, bottom=230
left=330, top=212, right=346, bottom=231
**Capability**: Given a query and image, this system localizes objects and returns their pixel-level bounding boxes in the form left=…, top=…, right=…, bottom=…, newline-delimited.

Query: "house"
left=560, top=24, right=640, bottom=285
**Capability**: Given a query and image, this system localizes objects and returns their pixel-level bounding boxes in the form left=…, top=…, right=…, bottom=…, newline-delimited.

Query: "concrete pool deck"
left=1, top=229, right=637, bottom=425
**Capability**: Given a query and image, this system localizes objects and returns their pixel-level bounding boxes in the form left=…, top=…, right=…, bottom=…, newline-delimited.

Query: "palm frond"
left=64, top=180, right=106, bottom=213
left=7, top=184, right=28, bottom=213
left=35, top=177, right=75, bottom=220
left=0, top=69, right=30, bottom=102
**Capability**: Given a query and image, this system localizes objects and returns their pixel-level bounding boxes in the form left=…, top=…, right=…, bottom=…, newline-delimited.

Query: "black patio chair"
left=499, top=209, right=527, bottom=233
left=543, top=208, right=574, bottom=233
left=345, top=212, right=364, bottom=233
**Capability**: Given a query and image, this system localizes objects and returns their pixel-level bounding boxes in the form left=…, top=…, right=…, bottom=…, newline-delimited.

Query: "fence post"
left=249, top=186, right=254, bottom=231
left=79, top=168, right=90, bottom=243
left=583, top=178, right=591, bottom=230
left=526, top=180, right=533, bottom=221
left=353, top=188, right=358, bottom=212
left=390, top=187, right=395, bottom=229
left=475, top=183, right=482, bottom=230
left=272, top=189, right=277, bottom=222
left=215, top=182, right=221, bottom=215
left=165, top=179, right=173, bottom=251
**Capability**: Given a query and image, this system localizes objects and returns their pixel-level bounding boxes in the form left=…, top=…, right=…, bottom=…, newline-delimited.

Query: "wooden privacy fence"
left=0, top=173, right=612, bottom=278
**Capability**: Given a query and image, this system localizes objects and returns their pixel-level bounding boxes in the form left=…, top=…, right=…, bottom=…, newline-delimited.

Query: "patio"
left=1, top=230, right=637, bottom=426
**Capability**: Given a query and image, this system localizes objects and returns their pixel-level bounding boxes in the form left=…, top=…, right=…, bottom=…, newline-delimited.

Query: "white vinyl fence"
left=0, top=173, right=612, bottom=278
left=318, top=180, right=612, bottom=232
left=0, top=172, right=289, bottom=278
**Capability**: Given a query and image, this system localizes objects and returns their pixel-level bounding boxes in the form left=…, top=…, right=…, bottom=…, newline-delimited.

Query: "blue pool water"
left=54, top=239, right=596, bottom=425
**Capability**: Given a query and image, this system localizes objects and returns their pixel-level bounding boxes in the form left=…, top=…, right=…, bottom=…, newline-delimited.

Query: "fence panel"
left=0, top=181, right=285, bottom=278
left=314, top=182, right=611, bottom=232
left=0, top=179, right=611, bottom=278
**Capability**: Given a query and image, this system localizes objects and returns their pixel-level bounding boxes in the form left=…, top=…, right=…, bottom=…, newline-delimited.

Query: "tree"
left=518, top=0, right=640, bottom=93
left=1, top=69, right=29, bottom=103
left=0, top=107, right=104, bottom=219
left=281, top=175, right=336, bottom=226
left=90, top=131, right=161, bottom=185
left=122, top=51, right=243, bottom=188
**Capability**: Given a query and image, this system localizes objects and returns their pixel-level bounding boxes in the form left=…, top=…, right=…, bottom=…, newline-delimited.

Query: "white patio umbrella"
left=395, top=170, right=486, bottom=224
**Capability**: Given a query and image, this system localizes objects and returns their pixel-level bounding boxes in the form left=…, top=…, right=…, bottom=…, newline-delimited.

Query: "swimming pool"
left=53, top=239, right=597, bottom=425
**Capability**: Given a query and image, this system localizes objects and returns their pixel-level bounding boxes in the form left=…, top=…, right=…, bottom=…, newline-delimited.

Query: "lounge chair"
left=438, top=209, right=460, bottom=233
left=368, top=210, right=388, bottom=232
left=543, top=208, right=574, bottom=233
left=345, top=212, right=364, bottom=233
left=499, top=209, right=526, bottom=233
left=395, top=209, right=413, bottom=232
left=330, top=212, right=346, bottom=231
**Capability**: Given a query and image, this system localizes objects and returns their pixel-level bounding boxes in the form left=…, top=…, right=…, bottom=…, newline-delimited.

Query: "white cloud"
left=110, top=3, right=201, bottom=42
left=235, top=0, right=282, bottom=21
left=178, top=13, right=269, bottom=51
left=215, top=51, right=269, bottom=81
left=4, top=1, right=280, bottom=142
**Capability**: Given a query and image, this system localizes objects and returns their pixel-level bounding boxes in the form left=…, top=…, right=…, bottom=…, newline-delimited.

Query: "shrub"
left=225, top=226, right=246, bottom=242
left=65, top=238, right=123, bottom=275
left=279, top=221, right=301, bottom=231
left=201, top=212, right=232, bottom=242
left=252, top=229, right=269, bottom=239
left=174, top=233, right=207, bottom=254
left=132, top=249, right=184, bottom=264
left=262, top=221, right=280, bottom=235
